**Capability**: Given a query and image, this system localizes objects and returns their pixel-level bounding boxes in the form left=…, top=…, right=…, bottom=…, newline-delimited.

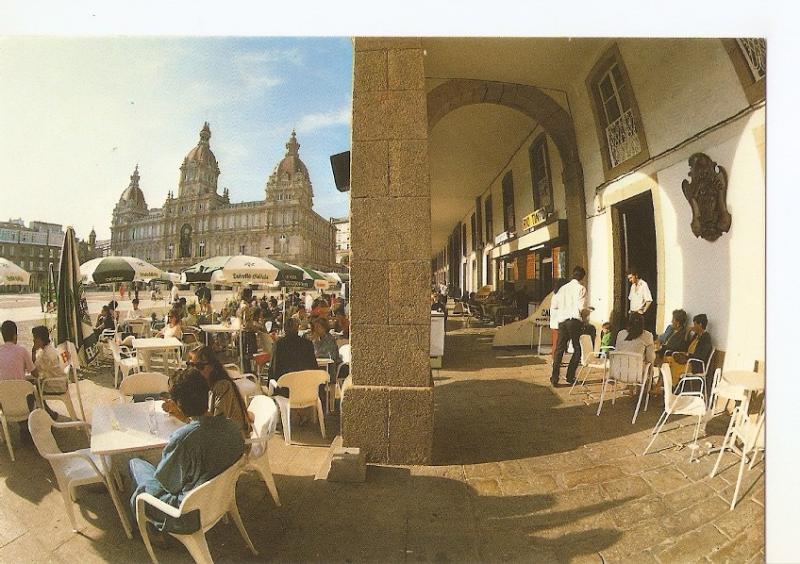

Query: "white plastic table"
left=132, top=337, right=183, bottom=372
left=91, top=400, right=186, bottom=539
left=199, top=324, right=240, bottom=346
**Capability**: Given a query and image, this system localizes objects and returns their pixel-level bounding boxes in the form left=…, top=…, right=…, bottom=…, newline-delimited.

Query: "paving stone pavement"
left=0, top=321, right=764, bottom=562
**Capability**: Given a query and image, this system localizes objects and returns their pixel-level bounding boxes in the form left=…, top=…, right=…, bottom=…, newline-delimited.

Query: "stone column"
left=342, top=37, right=434, bottom=464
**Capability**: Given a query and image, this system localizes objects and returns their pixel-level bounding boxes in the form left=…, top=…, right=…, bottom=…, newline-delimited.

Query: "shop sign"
left=522, top=208, right=550, bottom=232
left=494, top=231, right=515, bottom=246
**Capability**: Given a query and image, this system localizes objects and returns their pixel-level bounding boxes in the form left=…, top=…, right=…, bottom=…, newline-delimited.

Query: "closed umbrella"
left=56, top=227, right=94, bottom=420
left=0, top=258, right=30, bottom=286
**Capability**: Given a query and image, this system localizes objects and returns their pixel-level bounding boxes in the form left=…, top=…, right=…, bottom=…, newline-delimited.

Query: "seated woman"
left=665, top=313, right=712, bottom=381
left=157, top=310, right=183, bottom=340
left=655, top=309, right=690, bottom=364
left=182, top=303, right=199, bottom=328
left=163, top=346, right=252, bottom=437
left=615, top=312, right=656, bottom=365
left=307, top=317, right=341, bottom=374
left=94, top=305, right=115, bottom=338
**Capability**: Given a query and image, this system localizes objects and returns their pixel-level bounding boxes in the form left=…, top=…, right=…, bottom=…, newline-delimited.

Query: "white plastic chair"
left=28, top=409, right=123, bottom=532
left=644, top=365, right=708, bottom=461
left=0, top=380, right=37, bottom=461
left=245, top=395, right=281, bottom=505
left=596, top=351, right=652, bottom=424
left=119, top=372, right=170, bottom=397
left=569, top=334, right=610, bottom=395
left=271, top=370, right=328, bottom=445
left=676, top=347, right=716, bottom=402
left=109, top=340, right=142, bottom=388
left=38, top=364, right=79, bottom=421
left=710, top=403, right=765, bottom=510
left=136, top=455, right=257, bottom=564
left=707, top=368, right=749, bottom=415
left=328, top=344, right=352, bottom=412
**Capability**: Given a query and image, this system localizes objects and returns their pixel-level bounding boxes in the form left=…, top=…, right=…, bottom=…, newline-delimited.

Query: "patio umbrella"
left=56, top=227, right=94, bottom=420
left=0, top=258, right=30, bottom=286
left=80, top=256, right=161, bottom=285
left=181, top=256, right=304, bottom=286
left=290, top=264, right=330, bottom=290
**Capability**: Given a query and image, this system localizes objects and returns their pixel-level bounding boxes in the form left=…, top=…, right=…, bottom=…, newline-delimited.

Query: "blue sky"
left=0, top=36, right=353, bottom=240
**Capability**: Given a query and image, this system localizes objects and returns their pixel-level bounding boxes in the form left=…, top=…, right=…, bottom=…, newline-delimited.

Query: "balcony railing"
left=605, top=108, right=642, bottom=168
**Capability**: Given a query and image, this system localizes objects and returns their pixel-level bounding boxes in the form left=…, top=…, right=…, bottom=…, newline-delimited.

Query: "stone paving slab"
left=0, top=321, right=765, bottom=562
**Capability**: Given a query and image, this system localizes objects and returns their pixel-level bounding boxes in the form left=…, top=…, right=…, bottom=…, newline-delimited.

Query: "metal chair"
left=569, top=334, right=610, bottom=395
left=596, top=351, right=652, bottom=424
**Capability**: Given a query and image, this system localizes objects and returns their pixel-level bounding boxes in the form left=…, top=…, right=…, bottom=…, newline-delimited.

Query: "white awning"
left=491, top=220, right=562, bottom=260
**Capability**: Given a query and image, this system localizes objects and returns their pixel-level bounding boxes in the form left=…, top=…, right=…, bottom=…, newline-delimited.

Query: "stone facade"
left=0, top=219, right=63, bottom=291
left=342, top=38, right=434, bottom=465
left=331, top=216, right=351, bottom=265
left=110, top=124, right=336, bottom=273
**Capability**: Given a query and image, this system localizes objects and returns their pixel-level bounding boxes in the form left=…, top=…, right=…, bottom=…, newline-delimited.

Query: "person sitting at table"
left=332, top=304, right=350, bottom=338
left=198, top=297, right=212, bottom=317
left=156, top=310, right=183, bottom=340
left=182, top=303, right=199, bottom=328
left=615, top=312, right=656, bottom=364
left=268, top=318, right=317, bottom=398
left=129, top=368, right=244, bottom=537
left=30, top=325, right=63, bottom=420
left=0, top=321, right=36, bottom=439
left=665, top=313, right=712, bottom=382
left=655, top=309, right=690, bottom=363
left=310, top=298, right=330, bottom=320
left=307, top=317, right=341, bottom=370
left=163, top=347, right=252, bottom=437
left=94, top=305, right=116, bottom=338
left=126, top=298, right=145, bottom=321
left=292, top=304, right=310, bottom=331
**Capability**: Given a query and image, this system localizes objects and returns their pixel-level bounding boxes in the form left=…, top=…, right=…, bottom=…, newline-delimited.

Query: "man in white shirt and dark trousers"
left=627, top=268, right=652, bottom=315
left=551, top=266, right=588, bottom=387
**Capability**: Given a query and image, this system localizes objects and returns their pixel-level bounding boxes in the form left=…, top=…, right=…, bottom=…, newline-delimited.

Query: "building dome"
left=119, top=165, right=147, bottom=208
left=183, top=122, right=219, bottom=170
left=274, top=130, right=309, bottom=178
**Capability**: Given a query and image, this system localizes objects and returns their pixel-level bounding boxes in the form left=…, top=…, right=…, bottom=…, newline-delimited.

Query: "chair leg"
left=612, top=380, right=617, bottom=405
left=60, top=487, right=80, bottom=531
left=281, top=405, right=291, bottom=445
left=316, top=399, right=326, bottom=439
left=632, top=382, right=647, bottom=424
left=569, top=367, right=583, bottom=395
left=254, top=459, right=281, bottom=506
left=175, top=531, right=214, bottom=564
left=644, top=411, right=671, bottom=455
left=688, top=416, right=703, bottom=462
left=730, top=443, right=751, bottom=510
left=229, top=500, right=259, bottom=556
left=710, top=411, right=738, bottom=478
left=1, top=416, right=14, bottom=462
left=596, top=378, right=609, bottom=416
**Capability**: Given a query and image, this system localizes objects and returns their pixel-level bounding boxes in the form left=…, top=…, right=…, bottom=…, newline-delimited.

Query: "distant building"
left=0, top=218, right=64, bottom=290
left=110, top=124, right=336, bottom=273
left=331, top=216, right=351, bottom=266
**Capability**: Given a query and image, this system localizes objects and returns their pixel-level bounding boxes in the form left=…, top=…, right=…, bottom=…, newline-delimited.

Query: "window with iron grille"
left=502, top=171, right=515, bottom=233
left=529, top=134, right=553, bottom=212
left=736, top=38, right=766, bottom=81
left=470, top=213, right=477, bottom=251
left=587, top=44, right=649, bottom=177
left=461, top=223, right=467, bottom=257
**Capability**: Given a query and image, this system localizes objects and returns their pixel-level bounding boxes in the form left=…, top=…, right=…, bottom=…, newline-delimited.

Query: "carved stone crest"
left=681, top=153, right=732, bottom=241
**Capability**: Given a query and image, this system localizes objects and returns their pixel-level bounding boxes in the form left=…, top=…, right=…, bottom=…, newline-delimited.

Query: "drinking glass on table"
left=145, top=397, right=158, bottom=434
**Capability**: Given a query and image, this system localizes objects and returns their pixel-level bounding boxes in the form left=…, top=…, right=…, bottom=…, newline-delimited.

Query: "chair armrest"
left=45, top=449, right=103, bottom=475
left=135, top=492, right=182, bottom=519
left=51, top=419, right=91, bottom=430
left=676, top=375, right=706, bottom=396
left=685, top=359, right=706, bottom=373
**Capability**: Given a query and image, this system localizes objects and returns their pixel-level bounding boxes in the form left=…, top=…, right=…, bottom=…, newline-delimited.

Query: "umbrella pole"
left=71, top=362, right=87, bottom=421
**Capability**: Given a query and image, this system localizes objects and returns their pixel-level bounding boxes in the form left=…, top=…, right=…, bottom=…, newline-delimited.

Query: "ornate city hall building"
left=110, top=124, right=336, bottom=272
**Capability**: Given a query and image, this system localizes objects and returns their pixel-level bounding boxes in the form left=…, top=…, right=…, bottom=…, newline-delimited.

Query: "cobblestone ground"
left=0, top=320, right=764, bottom=562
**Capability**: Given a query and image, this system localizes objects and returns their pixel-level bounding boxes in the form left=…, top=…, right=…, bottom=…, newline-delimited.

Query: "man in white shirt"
left=627, top=268, right=653, bottom=315
left=31, top=325, right=65, bottom=419
left=126, top=298, right=145, bottom=321
left=551, top=266, right=588, bottom=386
left=304, top=291, right=314, bottom=312
left=170, top=283, right=180, bottom=305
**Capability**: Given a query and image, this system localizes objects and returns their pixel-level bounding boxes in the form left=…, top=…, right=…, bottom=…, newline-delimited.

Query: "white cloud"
left=296, top=106, right=351, bottom=134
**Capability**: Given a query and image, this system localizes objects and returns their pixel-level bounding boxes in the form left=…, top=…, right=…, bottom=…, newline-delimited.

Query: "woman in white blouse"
left=158, top=310, right=183, bottom=340
left=614, top=312, right=655, bottom=364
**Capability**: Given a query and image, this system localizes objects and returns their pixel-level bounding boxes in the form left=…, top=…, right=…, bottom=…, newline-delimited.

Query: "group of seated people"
left=0, top=320, right=67, bottom=422
left=591, top=309, right=712, bottom=395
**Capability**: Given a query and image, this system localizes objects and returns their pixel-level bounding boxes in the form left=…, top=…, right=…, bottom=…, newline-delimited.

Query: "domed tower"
left=178, top=122, right=220, bottom=198
left=265, top=130, right=313, bottom=208
left=114, top=165, right=148, bottom=215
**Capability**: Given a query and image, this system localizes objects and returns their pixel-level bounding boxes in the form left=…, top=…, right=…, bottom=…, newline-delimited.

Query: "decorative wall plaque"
left=681, top=153, right=732, bottom=241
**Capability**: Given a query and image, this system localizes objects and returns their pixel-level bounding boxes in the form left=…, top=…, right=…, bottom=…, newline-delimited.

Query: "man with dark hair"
left=267, top=317, right=317, bottom=395
left=0, top=320, right=34, bottom=382
left=31, top=325, right=64, bottom=419
left=627, top=267, right=653, bottom=315
left=551, top=266, right=588, bottom=386
left=128, top=369, right=244, bottom=534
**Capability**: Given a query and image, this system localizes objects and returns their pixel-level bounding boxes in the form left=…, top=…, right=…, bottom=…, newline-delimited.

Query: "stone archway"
left=426, top=79, right=588, bottom=273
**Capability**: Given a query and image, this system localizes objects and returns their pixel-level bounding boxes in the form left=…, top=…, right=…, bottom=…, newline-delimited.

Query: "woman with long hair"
left=614, top=312, right=655, bottom=364
left=164, top=346, right=251, bottom=436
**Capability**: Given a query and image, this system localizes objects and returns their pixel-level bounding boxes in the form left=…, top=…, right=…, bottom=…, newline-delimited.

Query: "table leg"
left=100, top=455, right=133, bottom=539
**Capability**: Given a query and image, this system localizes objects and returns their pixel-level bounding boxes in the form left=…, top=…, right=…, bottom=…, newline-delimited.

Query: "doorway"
left=612, top=191, right=658, bottom=334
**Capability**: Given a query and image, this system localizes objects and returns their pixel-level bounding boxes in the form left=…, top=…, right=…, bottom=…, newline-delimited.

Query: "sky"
left=0, top=36, right=353, bottom=241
